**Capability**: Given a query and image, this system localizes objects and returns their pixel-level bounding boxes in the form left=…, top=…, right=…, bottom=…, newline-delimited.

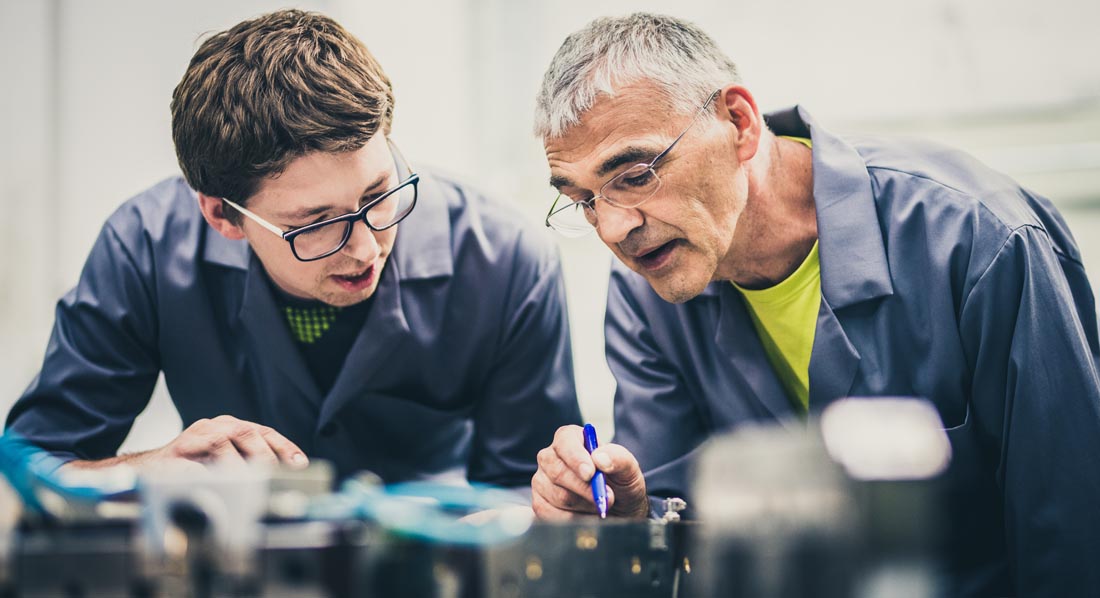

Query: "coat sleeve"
left=958, top=224, right=1100, bottom=596
left=605, top=263, right=709, bottom=516
left=5, top=218, right=160, bottom=461
left=466, top=229, right=582, bottom=488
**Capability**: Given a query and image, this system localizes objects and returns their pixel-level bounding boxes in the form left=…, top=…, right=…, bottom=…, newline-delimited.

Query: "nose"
left=340, top=219, right=380, bottom=262
left=594, top=201, right=644, bottom=245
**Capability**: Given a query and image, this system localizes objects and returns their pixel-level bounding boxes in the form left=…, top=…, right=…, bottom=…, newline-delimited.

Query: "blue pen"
left=582, top=423, right=608, bottom=518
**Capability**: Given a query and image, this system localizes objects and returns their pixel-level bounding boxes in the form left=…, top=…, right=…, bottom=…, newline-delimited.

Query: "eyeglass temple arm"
left=387, top=138, right=417, bottom=178
left=545, top=194, right=564, bottom=227
left=649, top=90, right=721, bottom=168
left=220, top=198, right=288, bottom=238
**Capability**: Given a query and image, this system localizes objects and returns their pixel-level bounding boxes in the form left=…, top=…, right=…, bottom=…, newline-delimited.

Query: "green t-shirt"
left=732, top=136, right=819, bottom=411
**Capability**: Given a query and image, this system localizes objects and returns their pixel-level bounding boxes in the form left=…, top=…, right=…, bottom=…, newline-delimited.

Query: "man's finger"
left=532, top=488, right=579, bottom=522
left=551, top=425, right=597, bottom=480
left=533, top=470, right=600, bottom=514
left=540, top=449, right=597, bottom=500
left=206, top=434, right=248, bottom=466
left=229, top=424, right=279, bottom=465
left=591, top=443, right=645, bottom=488
left=258, top=425, right=308, bottom=467
left=591, top=444, right=649, bottom=518
left=532, top=470, right=591, bottom=511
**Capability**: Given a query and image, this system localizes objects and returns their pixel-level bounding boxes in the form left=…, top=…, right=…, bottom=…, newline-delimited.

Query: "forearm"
left=59, top=449, right=161, bottom=471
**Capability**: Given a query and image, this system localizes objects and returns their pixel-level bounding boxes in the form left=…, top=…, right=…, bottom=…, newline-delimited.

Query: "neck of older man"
left=721, top=133, right=817, bottom=290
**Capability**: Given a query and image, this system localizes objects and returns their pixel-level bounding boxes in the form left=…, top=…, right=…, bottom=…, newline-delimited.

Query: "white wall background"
left=1, top=0, right=1098, bottom=453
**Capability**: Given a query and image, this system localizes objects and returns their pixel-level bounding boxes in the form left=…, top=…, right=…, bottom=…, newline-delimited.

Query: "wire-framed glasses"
left=544, top=89, right=721, bottom=237
left=222, top=139, right=419, bottom=261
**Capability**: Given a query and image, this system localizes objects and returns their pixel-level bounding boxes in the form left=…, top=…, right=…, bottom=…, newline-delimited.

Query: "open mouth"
left=634, top=240, right=681, bottom=271
left=331, top=264, right=376, bottom=291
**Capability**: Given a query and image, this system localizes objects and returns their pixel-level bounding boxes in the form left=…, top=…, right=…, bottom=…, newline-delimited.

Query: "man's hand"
left=65, top=415, right=308, bottom=470
left=531, top=424, right=649, bottom=520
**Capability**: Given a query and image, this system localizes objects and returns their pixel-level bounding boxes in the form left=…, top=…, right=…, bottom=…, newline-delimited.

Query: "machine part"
left=481, top=519, right=692, bottom=598
left=661, top=497, right=688, bottom=522
left=138, top=463, right=269, bottom=594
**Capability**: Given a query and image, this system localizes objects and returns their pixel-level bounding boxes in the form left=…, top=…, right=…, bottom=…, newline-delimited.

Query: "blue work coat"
left=606, top=107, right=1100, bottom=596
left=7, top=171, right=581, bottom=487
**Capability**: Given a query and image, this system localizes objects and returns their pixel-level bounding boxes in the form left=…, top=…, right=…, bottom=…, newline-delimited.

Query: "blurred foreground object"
left=0, top=433, right=696, bottom=597
left=0, top=403, right=953, bottom=597
left=693, top=397, right=951, bottom=598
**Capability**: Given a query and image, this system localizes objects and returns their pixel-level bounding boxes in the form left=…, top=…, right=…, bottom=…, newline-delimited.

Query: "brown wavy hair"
left=171, top=9, right=394, bottom=214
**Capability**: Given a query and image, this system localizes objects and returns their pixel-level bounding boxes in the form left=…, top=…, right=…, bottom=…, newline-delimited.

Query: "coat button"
left=319, top=422, right=339, bottom=437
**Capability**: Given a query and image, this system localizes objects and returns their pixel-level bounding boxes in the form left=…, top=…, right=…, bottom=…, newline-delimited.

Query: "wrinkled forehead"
left=543, top=86, right=691, bottom=187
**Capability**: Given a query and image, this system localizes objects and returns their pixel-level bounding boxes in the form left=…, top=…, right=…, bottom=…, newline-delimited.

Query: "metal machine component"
left=481, top=519, right=693, bottom=598
left=138, top=463, right=270, bottom=593
left=661, top=497, right=688, bottom=523
left=0, top=445, right=699, bottom=597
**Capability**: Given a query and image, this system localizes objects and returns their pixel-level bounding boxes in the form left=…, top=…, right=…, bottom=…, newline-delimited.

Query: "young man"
left=6, top=9, right=581, bottom=489
left=530, top=13, right=1100, bottom=595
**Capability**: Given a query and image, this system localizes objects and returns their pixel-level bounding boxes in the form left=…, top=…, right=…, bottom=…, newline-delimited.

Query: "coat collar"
left=765, top=106, right=894, bottom=310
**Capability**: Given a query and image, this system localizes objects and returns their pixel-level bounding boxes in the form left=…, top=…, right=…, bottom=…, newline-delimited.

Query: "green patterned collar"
left=283, top=304, right=342, bottom=344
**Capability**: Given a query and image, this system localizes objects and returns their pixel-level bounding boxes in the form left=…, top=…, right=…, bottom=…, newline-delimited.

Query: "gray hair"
left=534, top=13, right=741, bottom=139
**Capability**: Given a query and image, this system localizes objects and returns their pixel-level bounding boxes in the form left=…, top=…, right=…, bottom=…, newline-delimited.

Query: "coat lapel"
left=317, top=255, right=411, bottom=426
left=236, top=255, right=322, bottom=445
left=713, top=284, right=800, bottom=427
left=237, top=255, right=320, bottom=400
left=807, top=297, right=861, bottom=412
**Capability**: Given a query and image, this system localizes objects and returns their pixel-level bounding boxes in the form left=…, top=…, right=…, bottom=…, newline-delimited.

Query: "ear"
left=716, top=85, right=763, bottom=163
left=196, top=193, right=246, bottom=241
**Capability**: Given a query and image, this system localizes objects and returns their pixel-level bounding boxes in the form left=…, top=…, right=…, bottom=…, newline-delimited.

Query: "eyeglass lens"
left=292, top=181, right=416, bottom=260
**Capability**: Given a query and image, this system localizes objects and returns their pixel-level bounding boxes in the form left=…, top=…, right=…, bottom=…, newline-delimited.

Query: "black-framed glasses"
left=222, top=138, right=419, bottom=261
left=544, top=89, right=721, bottom=237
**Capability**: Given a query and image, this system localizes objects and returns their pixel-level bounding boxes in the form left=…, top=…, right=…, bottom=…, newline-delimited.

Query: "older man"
left=530, top=13, right=1100, bottom=596
left=7, top=9, right=581, bottom=488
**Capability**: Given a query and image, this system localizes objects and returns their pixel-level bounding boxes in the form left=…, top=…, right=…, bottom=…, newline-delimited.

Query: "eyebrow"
left=274, top=171, right=391, bottom=222
left=549, top=145, right=660, bottom=191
